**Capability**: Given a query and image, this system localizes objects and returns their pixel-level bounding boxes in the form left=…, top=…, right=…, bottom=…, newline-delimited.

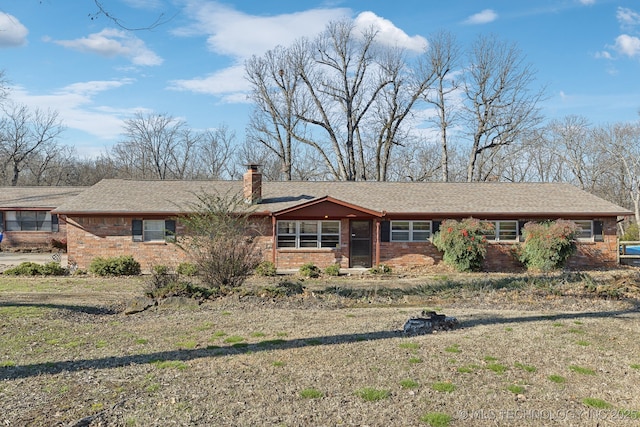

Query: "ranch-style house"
left=48, top=166, right=631, bottom=272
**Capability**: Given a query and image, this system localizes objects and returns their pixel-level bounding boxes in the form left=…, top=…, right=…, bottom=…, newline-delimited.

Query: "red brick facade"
left=0, top=221, right=67, bottom=252
left=64, top=214, right=621, bottom=272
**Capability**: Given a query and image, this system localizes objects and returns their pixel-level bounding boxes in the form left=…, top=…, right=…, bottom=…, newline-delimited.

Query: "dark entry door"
left=350, top=220, right=371, bottom=268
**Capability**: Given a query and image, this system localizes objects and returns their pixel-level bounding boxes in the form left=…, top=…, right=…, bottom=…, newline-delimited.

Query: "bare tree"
left=25, top=144, right=77, bottom=185
left=192, top=125, right=236, bottom=179
left=245, top=46, right=306, bottom=180
left=290, top=20, right=394, bottom=180
left=462, top=35, right=544, bottom=182
left=422, top=30, right=460, bottom=182
left=89, top=0, right=174, bottom=31
left=369, top=47, right=436, bottom=181
left=594, top=123, right=640, bottom=225
left=113, top=113, right=197, bottom=180
left=0, top=102, right=65, bottom=186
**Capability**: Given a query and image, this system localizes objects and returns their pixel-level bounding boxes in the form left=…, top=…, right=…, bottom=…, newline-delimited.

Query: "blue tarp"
left=625, top=245, right=640, bottom=255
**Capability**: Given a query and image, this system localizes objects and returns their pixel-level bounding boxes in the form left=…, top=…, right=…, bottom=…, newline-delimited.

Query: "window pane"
left=412, top=221, right=430, bottom=231
left=497, top=221, right=517, bottom=241
left=144, top=220, right=165, bottom=241
left=299, top=221, right=318, bottom=234
left=277, top=235, right=296, bottom=248
left=299, top=234, right=318, bottom=248
left=392, top=231, right=410, bottom=241
left=391, top=221, right=410, bottom=231
left=277, top=221, right=296, bottom=235
left=321, top=221, right=340, bottom=234
left=574, top=220, right=593, bottom=239
left=21, top=212, right=37, bottom=231
left=412, top=231, right=430, bottom=241
left=483, top=222, right=497, bottom=240
left=5, top=211, right=19, bottom=231
left=321, top=235, right=340, bottom=248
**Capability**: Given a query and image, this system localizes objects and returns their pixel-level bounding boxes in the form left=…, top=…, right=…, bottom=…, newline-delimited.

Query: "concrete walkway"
left=0, top=252, right=68, bottom=270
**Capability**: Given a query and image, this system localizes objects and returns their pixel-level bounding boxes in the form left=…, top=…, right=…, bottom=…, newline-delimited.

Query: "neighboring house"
left=0, top=187, right=86, bottom=251
left=52, top=166, right=632, bottom=272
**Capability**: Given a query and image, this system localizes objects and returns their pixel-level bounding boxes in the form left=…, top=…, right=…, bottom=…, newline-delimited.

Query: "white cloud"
left=176, top=0, right=349, bottom=58
left=616, top=7, right=640, bottom=28
left=579, top=0, right=595, bottom=5
left=51, top=28, right=163, bottom=66
left=464, top=9, right=498, bottom=25
left=354, top=12, right=427, bottom=52
left=612, top=34, right=640, bottom=58
left=9, top=79, right=136, bottom=144
left=172, top=2, right=428, bottom=103
left=169, top=64, right=251, bottom=101
left=121, top=0, right=163, bottom=9
left=0, top=13, right=28, bottom=47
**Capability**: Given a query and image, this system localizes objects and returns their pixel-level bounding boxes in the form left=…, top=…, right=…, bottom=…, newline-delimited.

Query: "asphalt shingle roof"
left=52, top=179, right=632, bottom=217
left=0, top=187, right=86, bottom=209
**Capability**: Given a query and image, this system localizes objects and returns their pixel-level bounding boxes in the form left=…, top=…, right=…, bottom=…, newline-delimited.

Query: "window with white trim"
left=574, top=220, right=593, bottom=240
left=391, top=221, right=431, bottom=242
left=484, top=220, right=518, bottom=241
left=277, top=220, right=340, bottom=248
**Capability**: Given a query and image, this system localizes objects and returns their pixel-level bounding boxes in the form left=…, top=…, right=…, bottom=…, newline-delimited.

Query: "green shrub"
left=41, top=262, right=67, bottom=276
left=517, top=220, right=578, bottom=271
left=153, top=265, right=170, bottom=275
left=432, top=218, right=493, bottom=272
left=621, top=222, right=639, bottom=241
left=369, top=264, right=392, bottom=274
left=324, top=263, right=341, bottom=276
left=299, top=262, right=320, bottom=278
left=255, top=261, right=277, bottom=277
left=3, top=261, right=66, bottom=276
left=89, top=255, right=141, bottom=276
left=176, top=262, right=198, bottom=276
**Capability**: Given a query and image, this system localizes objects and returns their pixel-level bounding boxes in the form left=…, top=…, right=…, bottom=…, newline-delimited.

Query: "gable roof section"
left=272, top=196, right=384, bottom=218
left=52, top=179, right=632, bottom=217
left=0, top=187, right=86, bottom=209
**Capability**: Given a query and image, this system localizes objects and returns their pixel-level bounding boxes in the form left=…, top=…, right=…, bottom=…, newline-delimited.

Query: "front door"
left=350, top=220, right=371, bottom=268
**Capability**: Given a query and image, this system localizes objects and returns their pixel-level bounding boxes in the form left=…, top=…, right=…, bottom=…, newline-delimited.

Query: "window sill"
left=142, top=241, right=169, bottom=245
left=277, top=247, right=339, bottom=252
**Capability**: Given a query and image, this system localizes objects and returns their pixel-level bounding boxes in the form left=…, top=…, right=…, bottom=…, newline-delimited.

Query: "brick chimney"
left=243, top=164, right=262, bottom=204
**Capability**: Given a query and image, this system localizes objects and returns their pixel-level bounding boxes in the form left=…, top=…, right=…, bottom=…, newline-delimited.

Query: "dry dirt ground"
left=1, top=270, right=639, bottom=427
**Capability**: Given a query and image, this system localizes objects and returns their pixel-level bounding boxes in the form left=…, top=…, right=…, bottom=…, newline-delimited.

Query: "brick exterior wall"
left=0, top=223, right=67, bottom=251
left=65, top=215, right=621, bottom=273
left=66, top=216, right=189, bottom=271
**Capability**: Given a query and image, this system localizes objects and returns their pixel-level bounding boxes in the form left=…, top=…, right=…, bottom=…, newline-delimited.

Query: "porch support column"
left=271, top=216, right=277, bottom=265
left=375, top=219, right=381, bottom=266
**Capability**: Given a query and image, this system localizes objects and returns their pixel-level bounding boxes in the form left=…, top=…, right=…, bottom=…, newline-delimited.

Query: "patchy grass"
left=444, top=344, right=461, bottom=353
left=548, top=374, right=566, bottom=384
left=299, top=388, right=324, bottom=399
left=582, top=397, right=613, bottom=409
left=514, top=362, right=537, bottom=372
left=506, top=384, right=525, bottom=394
left=399, top=379, right=420, bottom=389
left=420, top=412, right=452, bottom=427
left=1, top=271, right=639, bottom=426
left=150, top=360, right=188, bottom=370
left=355, top=387, right=390, bottom=402
left=569, top=365, right=596, bottom=375
left=431, top=382, right=456, bottom=393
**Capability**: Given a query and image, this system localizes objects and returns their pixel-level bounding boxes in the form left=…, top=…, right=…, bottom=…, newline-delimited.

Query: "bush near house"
left=432, top=218, right=493, bottom=272
left=89, top=255, right=141, bottom=276
left=176, top=191, right=262, bottom=289
left=2, top=261, right=66, bottom=276
left=516, top=220, right=579, bottom=272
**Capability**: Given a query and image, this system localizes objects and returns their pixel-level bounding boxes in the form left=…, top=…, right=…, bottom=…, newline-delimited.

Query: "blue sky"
left=1, top=0, right=639, bottom=157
